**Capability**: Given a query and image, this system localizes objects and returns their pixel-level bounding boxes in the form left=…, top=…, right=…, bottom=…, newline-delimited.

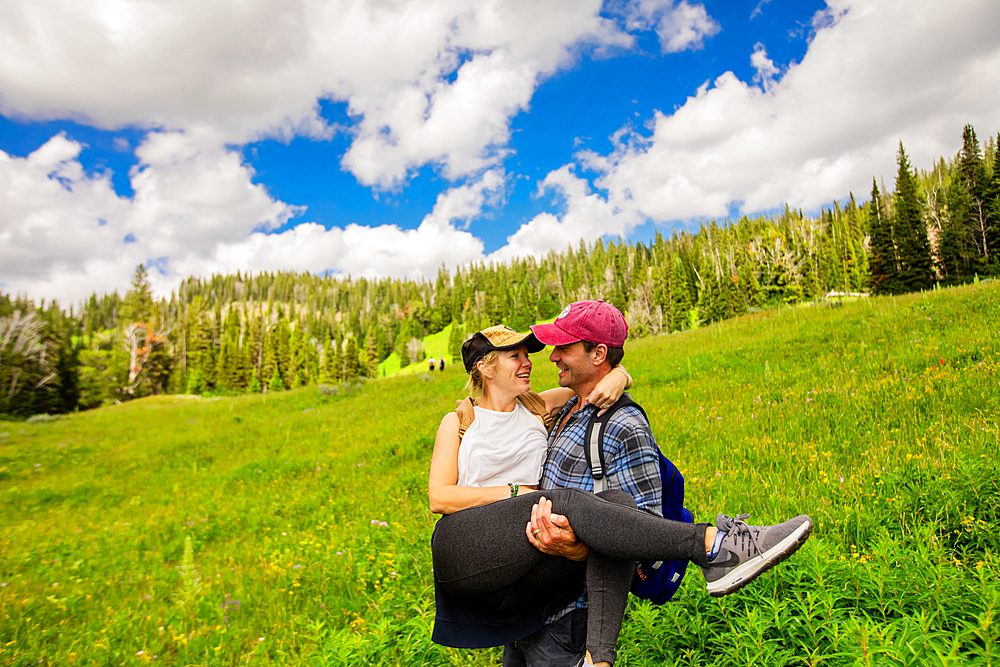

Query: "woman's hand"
left=586, top=365, right=632, bottom=416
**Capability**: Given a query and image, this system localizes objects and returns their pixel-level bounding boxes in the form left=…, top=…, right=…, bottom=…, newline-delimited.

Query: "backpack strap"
left=456, top=397, right=477, bottom=441
left=455, top=392, right=554, bottom=442
left=517, top=391, right=560, bottom=433
left=583, top=392, right=648, bottom=493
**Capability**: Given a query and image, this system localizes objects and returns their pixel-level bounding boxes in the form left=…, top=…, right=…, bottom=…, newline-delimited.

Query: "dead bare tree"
left=120, top=321, right=170, bottom=396
left=0, top=311, right=57, bottom=402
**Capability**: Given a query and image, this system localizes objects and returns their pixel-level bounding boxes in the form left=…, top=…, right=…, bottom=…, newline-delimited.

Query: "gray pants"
left=432, top=488, right=710, bottom=665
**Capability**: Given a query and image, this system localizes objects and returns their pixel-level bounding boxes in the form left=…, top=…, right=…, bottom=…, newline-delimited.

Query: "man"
left=500, top=300, right=811, bottom=667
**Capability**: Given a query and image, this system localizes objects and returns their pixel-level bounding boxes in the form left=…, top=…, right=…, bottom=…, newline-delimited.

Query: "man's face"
left=549, top=341, right=599, bottom=390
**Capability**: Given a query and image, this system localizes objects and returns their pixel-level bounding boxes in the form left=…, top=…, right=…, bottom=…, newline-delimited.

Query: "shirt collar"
left=555, top=395, right=599, bottom=421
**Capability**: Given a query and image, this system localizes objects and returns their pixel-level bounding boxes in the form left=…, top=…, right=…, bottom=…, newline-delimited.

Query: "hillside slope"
left=1, top=282, right=998, bottom=666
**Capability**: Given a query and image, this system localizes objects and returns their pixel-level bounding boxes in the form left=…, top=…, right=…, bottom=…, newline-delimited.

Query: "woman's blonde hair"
left=464, top=350, right=500, bottom=396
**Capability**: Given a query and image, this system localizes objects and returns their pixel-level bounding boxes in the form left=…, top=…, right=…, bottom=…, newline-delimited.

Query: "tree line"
left=2, top=123, right=996, bottom=417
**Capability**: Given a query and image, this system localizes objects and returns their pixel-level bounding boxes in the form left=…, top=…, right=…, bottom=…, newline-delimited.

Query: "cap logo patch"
left=556, top=305, right=571, bottom=320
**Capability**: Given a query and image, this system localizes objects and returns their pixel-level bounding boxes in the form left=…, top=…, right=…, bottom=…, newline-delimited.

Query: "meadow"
left=1, top=282, right=998, bottom=666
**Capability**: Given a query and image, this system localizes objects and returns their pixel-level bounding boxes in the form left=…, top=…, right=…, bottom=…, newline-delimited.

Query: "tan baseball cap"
left=461, top=325, right=544, bottom=372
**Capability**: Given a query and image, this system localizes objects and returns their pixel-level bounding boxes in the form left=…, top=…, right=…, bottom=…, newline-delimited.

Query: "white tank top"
left=457, top=402, right=549, bottom=488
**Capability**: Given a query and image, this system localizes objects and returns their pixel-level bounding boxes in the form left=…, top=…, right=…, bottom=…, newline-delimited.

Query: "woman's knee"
left=596, top=488, right=637, bottom=509
left=548, top=487, right=636, bottom=513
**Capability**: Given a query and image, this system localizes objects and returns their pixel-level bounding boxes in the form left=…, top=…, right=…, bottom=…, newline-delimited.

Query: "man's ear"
left=591, top=344, right=608, bottom=366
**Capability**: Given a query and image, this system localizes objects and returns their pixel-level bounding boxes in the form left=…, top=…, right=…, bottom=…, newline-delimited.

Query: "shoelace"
left=725, top=513, right=764, bottom=557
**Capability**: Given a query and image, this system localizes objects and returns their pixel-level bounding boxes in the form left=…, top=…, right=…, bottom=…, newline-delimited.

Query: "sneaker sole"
left=706, top=517, right=813, bottom=597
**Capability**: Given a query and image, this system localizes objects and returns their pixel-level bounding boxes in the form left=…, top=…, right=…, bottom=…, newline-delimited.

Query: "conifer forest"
left=3, top=124, right=998, bottom=417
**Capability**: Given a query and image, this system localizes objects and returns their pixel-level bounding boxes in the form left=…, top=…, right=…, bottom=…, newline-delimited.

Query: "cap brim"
left=494, top=331, right=545, bottom=354
left=530, top=322, right=581, bottom=346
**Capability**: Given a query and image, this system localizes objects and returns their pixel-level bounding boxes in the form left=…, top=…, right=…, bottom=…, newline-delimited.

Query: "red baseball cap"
left=530, top=300, right=628, bottom=347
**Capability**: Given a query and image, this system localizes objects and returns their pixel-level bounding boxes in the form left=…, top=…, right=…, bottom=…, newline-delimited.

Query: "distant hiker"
left=428, top=304, right=813, bottom=667
left=439, top=358, right=445, bottom=371
left=428, top=357, right=437, bottom=372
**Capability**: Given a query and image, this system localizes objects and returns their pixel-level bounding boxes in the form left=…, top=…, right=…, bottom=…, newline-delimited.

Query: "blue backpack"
left=584, top=393, right=693, bottom=604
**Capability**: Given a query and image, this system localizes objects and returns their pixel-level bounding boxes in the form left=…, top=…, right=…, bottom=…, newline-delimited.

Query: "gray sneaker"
left=702, top=513, right=813, bottom=597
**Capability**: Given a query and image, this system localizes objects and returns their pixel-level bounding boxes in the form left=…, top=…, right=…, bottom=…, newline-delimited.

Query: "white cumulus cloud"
left=0, top=137, right=506, bottom=302
left=0, top=0, right=673, bottom=303
left=501, top=0, right=1000, bottom=252
left=617, top=0, right=721, bottom=54
left=0, top=0, right=633, bottom=188
left=489, top=165, right=643, bottom=263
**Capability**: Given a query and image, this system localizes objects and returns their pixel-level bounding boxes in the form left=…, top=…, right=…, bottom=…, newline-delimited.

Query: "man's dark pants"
left=502, top=608, right=587, bottom=667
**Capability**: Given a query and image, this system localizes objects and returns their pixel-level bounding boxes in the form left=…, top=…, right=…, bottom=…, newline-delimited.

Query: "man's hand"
left=526, top=496, right=590, bottom=561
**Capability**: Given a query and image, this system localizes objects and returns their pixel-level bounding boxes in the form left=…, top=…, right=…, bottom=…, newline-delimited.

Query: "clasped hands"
left=525, top=496, right=589, bottom=561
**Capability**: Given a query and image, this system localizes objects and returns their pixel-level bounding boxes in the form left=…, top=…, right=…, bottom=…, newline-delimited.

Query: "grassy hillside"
left=377, top=322, right=457, bottom=377
left=1, top=283, right=998, bottom=666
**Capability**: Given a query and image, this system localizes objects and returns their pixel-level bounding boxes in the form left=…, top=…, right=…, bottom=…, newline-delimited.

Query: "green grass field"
left=2, top=284, right=998, bottom=666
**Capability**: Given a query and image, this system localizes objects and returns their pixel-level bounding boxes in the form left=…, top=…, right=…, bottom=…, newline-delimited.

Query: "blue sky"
left=1, top=0, right=998, bottom=304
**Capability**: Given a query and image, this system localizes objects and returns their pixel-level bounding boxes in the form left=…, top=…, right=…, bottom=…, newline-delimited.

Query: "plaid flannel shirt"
left=538, top=395, right=663, bottom=621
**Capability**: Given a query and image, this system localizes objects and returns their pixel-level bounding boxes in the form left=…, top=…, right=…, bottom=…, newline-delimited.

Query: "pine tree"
left=940, top=125, right=989, bottom=281
left=737, top=260, right=764, bottom=310
left=447, top=319, right=464, bottom=362
left=290, top=325, right=307, bottom=388
left=275, top=319, right=292, bottom=388
left=218, top=308, right=246, bottom=390
left=268, top=366, right=285, bottom=392
left=959, top=124, right=991, bottom=270
left=120, top=264, right=155, bottom=324
left=844, top=194, right=868, bottom=291
left=364, top=330, right=378, bottom=377
left=344, top=337, right=360, bottom=380
left=893, top=143, right=934, bottom=291
left=321, top=338, right=335, bottom=384
left=396, top=318, right=414, bottom=367
left=246, top=309, right=264, bottom=386
left=260, top=320, right=277, bottom=387
left=867, top=179, right=899, bottom=294
left=331, top=338, right=344, bottom=382
left=669, top=257, right=693, bottom=331
left=185, top=304, right=213, bottom=390
left=986, top=134, right=1000, bottom=272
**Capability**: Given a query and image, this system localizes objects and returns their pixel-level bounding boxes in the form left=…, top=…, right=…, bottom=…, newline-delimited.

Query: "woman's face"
left=482, top=344, right=532, bottom=393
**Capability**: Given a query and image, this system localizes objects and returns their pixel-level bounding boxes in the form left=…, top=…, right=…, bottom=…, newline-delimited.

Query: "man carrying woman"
left=429, top=300, right=812, bottom=667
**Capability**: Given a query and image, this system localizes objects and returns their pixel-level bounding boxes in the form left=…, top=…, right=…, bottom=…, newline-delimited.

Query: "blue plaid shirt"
left=538, top=395, right=663, bottom=621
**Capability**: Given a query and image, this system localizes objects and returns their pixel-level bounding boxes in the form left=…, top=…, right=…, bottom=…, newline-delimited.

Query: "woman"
left=429, top=325, right=811, bottom=667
